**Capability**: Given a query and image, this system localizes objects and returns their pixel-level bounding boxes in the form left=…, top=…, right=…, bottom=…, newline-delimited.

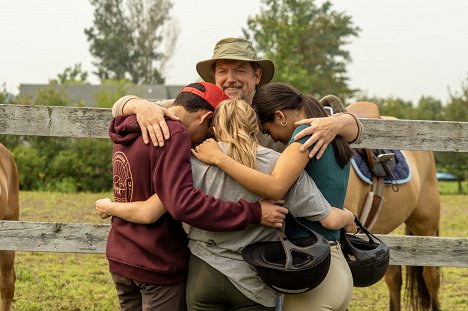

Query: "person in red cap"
left=102, top=82, right=288, bottom=310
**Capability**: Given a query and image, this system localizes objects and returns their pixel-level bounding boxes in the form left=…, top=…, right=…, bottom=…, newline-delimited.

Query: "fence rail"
left=0, top=104, right=467, bottom=269
left=1, top=104, right=467, bottom=151
left=0, top=220, right=466, bottom=267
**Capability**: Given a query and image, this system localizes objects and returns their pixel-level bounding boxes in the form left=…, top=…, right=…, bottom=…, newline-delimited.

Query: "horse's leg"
left=385, top=265, right=402, bottom=311
left=0, top=251, right=15, bottom=311
left=405, top=230, right=441, bottom=311
left=0, top=147, right=20, bottom=311
left=405, top=195, right=441, bottom=310
left=422, top=266, right=440, bottom=311
left=0, top=199, right=17, bottom=311
left=404, top=242, right=441, bottom=311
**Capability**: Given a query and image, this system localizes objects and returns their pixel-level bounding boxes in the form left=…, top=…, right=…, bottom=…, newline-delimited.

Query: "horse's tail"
left=404, top=227, right=440, bottom=310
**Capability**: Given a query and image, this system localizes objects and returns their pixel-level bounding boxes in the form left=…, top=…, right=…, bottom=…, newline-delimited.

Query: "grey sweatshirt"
left=189, top=144, right=331, bottom=307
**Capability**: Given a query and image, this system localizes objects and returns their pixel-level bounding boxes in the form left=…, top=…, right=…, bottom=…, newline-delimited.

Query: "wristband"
left=112, top=95, right=138, bottom=117
left=333, top=112, right=363, bottom=143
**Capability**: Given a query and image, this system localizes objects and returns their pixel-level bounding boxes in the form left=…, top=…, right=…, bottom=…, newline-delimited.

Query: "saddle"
left=354, top=148, right=400, bottom=231
left=358, top=149, right=399, bottom=181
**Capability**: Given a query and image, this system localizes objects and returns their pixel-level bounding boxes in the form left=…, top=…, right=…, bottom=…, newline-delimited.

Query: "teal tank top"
left=287, top=124, right=350, bottom=241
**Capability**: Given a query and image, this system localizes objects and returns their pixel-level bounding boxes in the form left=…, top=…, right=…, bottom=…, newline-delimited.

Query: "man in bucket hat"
left=111, top=37, right=362, bottom=156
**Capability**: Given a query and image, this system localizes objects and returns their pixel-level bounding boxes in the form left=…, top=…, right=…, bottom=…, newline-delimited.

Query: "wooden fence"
left=0, top=104, right=467, bottom=268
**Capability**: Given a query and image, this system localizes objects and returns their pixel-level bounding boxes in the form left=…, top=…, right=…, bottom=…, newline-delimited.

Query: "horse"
left=0, top=143, right=19, bottom=311
left=344, top=117, right=441, bottom=311
left=346, top=148, right=441, bottom=310
left=318, top=97, right=441, bottom=310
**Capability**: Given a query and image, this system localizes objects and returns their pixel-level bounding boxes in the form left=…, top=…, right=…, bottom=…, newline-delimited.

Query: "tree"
left=361, top=95, right=414, bottom=119
left=33, top=81, right=70, bottom=107
left=413, top=96, right=443, bottom=120
left=0, top=83, right=10, bottom=105
left=435, top=76, right=468, bottom=193
left=445, top=76, right=468, bottom=122
left=243, top=0, right=360, bottom=99
left=94, top=79, right=132, bottom=108
left=85, top=0, right=177, bottom=84
left=56, top=63, right=89, bottom=84
left=127, top=0, right=178, bottom=84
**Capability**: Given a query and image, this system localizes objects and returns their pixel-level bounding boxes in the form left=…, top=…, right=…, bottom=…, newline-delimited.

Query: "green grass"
left=349, top=194, right=468, bottom=310
left=438, top=180, right=468, bottom=195
left=8, top=192, right=468, bottom=310
left=13, top=192, right=117, bottom=311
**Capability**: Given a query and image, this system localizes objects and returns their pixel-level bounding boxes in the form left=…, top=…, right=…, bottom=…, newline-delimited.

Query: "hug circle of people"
left=95, top=37, right=383, bottom=311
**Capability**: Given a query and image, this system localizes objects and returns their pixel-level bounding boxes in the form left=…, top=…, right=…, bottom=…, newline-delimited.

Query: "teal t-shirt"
left=287, top=124, right=350, bottom=241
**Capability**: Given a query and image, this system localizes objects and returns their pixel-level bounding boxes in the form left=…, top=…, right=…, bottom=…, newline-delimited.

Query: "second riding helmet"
left=340, top=217, right=390, bottom=287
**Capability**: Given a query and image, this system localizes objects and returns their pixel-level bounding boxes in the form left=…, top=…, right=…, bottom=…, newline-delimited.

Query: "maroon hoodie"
left=106, top=115, right=262, bottom=285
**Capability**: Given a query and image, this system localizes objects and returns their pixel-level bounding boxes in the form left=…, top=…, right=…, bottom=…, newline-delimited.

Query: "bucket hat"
left=196, top=38, right=275, bottom=87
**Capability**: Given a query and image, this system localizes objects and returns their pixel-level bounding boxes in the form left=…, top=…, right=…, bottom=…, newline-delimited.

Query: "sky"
left=1, top=0, right=468, bottom=104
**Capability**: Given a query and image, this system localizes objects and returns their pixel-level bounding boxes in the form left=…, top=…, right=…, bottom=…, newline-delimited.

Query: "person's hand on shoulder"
left=191, top=138, right=224, bottom=165
left=134, top=101, right=179, bottom=147
left=294, top=117, right=342, bottom=159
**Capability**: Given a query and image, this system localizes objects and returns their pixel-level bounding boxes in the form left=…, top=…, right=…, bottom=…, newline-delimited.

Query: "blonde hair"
left=212, top=99, right=259, bottom=169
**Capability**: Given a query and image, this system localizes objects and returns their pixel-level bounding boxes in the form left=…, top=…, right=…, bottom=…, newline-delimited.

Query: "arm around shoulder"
left=112, top=95, right=178, bottom=146
left=112, top=95, right=139, bottom=117
left=332, top=112, right=363, bottom=143
left=112, top=95, right=175, bottom=117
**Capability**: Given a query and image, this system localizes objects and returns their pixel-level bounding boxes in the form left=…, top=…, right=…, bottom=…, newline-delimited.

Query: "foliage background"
left=0, top=0, right=466, bottom=193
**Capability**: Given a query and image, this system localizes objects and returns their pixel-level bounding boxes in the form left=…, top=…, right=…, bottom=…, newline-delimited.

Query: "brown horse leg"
left=385, top=265, right=402, bottom=311
left=0, top=251, right=15, bottom=311
left=422, top=266, right=440, bottom=311
left=405, top=265, right=440, bottom=311
left=404, top=227, right=441, bottom=311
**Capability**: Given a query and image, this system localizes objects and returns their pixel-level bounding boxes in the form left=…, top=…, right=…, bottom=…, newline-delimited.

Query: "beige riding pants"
left=282, top=243, right=353, bottom=311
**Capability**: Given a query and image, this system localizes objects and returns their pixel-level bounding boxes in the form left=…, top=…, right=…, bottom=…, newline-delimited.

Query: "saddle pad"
left=350, top=150, right=411, bottom=185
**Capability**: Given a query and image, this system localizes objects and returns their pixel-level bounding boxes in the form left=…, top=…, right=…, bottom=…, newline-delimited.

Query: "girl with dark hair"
left=193, top=82, right=355, bottom=311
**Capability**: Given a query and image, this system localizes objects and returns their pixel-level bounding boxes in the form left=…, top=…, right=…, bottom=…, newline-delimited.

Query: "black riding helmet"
left=340, top=217, right=390, bottom=287
left=241, top=213, right=331, bottom=294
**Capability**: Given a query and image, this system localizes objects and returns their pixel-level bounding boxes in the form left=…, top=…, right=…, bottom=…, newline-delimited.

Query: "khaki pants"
left=186, top=254, right=275, bottom=311
left=111, top=273, right=186, bottom=311
left=283, top=243, right=353, bottom=311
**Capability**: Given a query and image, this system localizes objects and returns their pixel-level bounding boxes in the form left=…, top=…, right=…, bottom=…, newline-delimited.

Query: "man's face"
left=214, top=60, right=262, bottom=104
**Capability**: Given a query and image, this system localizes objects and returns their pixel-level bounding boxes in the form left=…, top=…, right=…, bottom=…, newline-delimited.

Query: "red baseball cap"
left=180, top=82, right=229, bottom=110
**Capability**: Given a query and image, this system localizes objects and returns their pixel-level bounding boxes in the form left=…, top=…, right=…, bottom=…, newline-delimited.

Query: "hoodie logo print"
left=113, top=151, right=133, bottom=203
